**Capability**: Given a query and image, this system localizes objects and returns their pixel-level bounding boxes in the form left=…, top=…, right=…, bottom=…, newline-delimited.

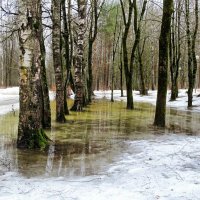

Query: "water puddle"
left=0, top=100, right=199, bottom=179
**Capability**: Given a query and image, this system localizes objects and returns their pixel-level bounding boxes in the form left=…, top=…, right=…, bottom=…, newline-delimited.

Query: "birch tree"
left=170, top=0, right=182, bottom=101
left=71, top=0, right=87, bottom=111
left=17, top=0, right=49, bottom=148
left=52, top=0, right=66, bottom=122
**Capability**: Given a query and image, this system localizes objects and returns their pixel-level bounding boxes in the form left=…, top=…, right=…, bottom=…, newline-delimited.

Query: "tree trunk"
left=17, top=0, right=49, bottom=149
left=120, top=0, right=134, bottom=109
left=88, top=39, right=93, bottom=103
left=87, top=0, right=104, bottom=103
left=111, top=7, right=120, bottom=102
left=52, top=0, right=66, bottom=122
left=151, top=45, right=155, bottom=91
left=154, top=0, right=173, bottom=127
left=71, top=0, right=86, bottom=111
left=39, top=4, right=51, bottom=128
left=138, top=40, right=148, bottom=95
left=126, top=74, right=134, bottom=109
left=61, top=0, right=70, bottom=115
left=120, top=0, right=147, bottom=109
left=9, top=39, right=13, bottom=86
left=170, top=1, right=181, bottom=101
left=119, top=44, right=124, bottom=97
left=188, top=0, right=198, bottom=107
left=185, top=0, right=198, bottom=108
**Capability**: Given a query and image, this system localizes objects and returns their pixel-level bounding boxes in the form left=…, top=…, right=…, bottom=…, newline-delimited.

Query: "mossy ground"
left=0, top=99, right=200, bottom=177
left=0, top=99, right=198, bottom=148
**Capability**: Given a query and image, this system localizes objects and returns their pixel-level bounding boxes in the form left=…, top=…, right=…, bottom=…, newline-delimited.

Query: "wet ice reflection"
left=0, top=100, right=200, bottom=179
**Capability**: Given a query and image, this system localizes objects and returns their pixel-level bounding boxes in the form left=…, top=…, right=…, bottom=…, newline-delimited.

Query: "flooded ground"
left=0, top=100, right=200, bottom=199
left=0, top=100, right=155, bottom=177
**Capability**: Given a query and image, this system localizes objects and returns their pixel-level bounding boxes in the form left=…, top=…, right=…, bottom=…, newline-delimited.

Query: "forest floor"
left=0, top=88, right=200, bottom=200
left=1, top=87, right=200, bottom=115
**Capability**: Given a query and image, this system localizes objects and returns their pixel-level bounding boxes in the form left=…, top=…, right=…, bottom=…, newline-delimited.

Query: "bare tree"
left=52, top=0, right=66, bottom=122
left=170, top=0, right=182, bottom=101
left=111, top=5, right=121, bottom=102
left=154, top=0, right=173, bottom=127
left=185, top=0, right=199, bottom=107
left=39, top=3, right=51, bottom=128
left=120, top=0, right=147, bottom=109
left=87, top=0, right=104, bottom=103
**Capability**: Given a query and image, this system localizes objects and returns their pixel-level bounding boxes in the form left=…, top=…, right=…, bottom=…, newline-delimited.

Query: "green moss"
left=28, top=129, right=49, bottom=150
left=33, top=20, right=40, bottom=30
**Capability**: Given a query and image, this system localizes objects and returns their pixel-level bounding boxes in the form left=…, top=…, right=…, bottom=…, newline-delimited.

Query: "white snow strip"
left=0, top=87, right=55, bottom=115
left=94, top=89, right=200, bottom=112
left=0, top=87, right=200, bottom=115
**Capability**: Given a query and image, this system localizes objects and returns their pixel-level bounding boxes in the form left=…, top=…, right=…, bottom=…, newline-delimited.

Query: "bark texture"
left=170, top=0, right=181, bottom=101
left=185, top=0, right=198, bottom=107
left=39, top=4, right=51, bottom=128
left=71, top=0, right=86, bottom=111
left=52, top=0, right=66, bottom=122
left=62, top=0, right=71, bottom=115
left=154, top=0, right=173, bottom=127
left=87, top=0, right=100, bottom=103
left=138, top=39, right=148, bottom=96
left=17, top=0, right=49, bottom=149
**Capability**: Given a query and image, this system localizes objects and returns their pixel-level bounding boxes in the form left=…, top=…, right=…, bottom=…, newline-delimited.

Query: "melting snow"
left=0, top=87, right=54, bottom=115
left=0, top=135, right=200, bottom=200
left=0, top=88, right=200, bottom=200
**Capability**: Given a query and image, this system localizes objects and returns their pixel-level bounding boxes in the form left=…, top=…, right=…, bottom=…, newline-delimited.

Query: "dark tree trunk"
left=185, top=0, right=198, bottom=107
left=154, top=0, right=173, bottom=127
left=88, top=39, right=93, bottom=103
left=170, top=2, right=181, bottom=101
left=138, top=39, right=148, bottom=96
left=170, top=24, right=179, bottom=101
left=61, top=0, right=70, bottom=115
left=126, top=74, right=134, bottom=109
left=120, top=0, right=147, bottom=109
left=39, top=4, right=51, bottom=128
left=119, top=45, right=124, bottom=97
left=87, top=0, right=103, bottom=103
left=151, top=47, right=155, bottom=91
left=111, top=7, right=120, bottom=102
left=170, top=79, right=178, bottom=100
left=52, top=0, right=66, bottom=122
left=120, top=0, right=134, bottom=109
left=8, top=39, right=13, bottom=87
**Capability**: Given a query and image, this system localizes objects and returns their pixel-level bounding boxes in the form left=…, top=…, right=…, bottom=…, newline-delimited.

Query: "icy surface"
left=0, top=87, right=19, bottom=115
left=0, top=88, right=200, bottom=199
left=1, top=135, right=200, bottom=200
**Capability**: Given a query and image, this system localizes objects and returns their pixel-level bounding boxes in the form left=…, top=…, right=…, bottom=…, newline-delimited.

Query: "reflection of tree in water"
left=168, top=108, right=200, bottom=135
left=0, top=114, right=18, bottom=174
left=16, top=149, right=47, bottom=177
left=4, top=100, right=200, bottom=179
